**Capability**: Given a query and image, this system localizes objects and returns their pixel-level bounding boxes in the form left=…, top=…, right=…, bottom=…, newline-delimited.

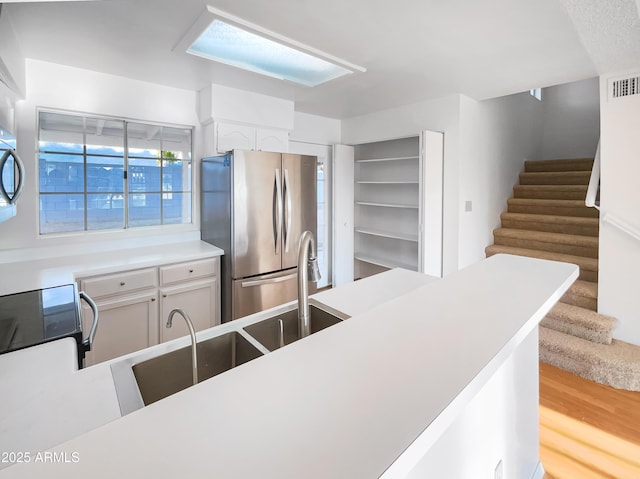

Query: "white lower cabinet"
left=159, top=279, right=218, bottom=343
left=77, top=257, right=220, bottom=366
left=82, top=291, right=158, bottom=367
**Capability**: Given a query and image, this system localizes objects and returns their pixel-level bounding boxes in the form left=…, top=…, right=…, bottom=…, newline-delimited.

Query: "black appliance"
left=0, top=284, right=98, bottom=368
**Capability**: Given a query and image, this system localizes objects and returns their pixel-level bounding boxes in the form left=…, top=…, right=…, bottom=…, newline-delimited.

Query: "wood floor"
left=539, top=362, right=640, bottom=479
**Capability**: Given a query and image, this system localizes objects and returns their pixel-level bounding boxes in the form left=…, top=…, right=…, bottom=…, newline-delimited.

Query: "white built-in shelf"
left=356, top=181, right=419, bottom=185
left=356, top=201, right=418, bottom=209
left=355, top=156, right=419, bottom=163
left=355, top=253, right=418, bottom=271
left=355, top=227, right=418, bottom=242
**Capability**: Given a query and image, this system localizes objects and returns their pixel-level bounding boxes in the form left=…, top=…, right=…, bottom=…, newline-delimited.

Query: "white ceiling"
left=4, top=0, right=640, bottom=119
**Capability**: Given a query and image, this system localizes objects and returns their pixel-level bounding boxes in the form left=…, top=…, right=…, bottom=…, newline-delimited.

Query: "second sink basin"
left=132, top=331, right=262, bottom=405
left=243, top=304, right=347, bottom=352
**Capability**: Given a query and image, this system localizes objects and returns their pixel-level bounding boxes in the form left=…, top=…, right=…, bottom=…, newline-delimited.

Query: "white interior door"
left=332, top=144, right=355, bottom=286
left=420, top=130, right=444, bottom=277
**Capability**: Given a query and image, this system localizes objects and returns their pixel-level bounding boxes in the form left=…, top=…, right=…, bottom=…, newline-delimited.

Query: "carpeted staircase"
left=486, top=158, right=640, bottom=391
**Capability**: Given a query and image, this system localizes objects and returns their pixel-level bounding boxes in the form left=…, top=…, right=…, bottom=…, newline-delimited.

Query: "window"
left=530, top=88, right=542, bottom=101
left=38, top=111, right=192, bottom=234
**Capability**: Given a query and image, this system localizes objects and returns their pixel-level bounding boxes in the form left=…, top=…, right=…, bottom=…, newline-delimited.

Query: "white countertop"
left=0, top=255, right=578, bottom=478
left=0, top=240, right=223, bottom=296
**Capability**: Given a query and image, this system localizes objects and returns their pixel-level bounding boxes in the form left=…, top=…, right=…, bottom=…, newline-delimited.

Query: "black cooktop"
left=0, top=284, right=82, bottom=355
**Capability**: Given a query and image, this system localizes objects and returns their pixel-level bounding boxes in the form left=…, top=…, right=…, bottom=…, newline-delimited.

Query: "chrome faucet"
left=297, top=231, right=321, bottom=338
left=166, top=309, right=198, bottom=385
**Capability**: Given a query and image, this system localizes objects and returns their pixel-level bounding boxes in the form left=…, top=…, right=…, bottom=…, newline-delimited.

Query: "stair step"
left=493, top=228, right=598, bottom=258
left=524, top=158, right=594, bottom=172
left=507, top=198, right=599, bottom=218
left=500, top=212, right=599, bottom=236
left=519, top=171, right=591, bottom=185
left=539, top=327, right=640, bottom=391
left=541, top=302, right=614, bottom=344
left=513, top=184, right=588, bottom=200
left=560, top=280, right=598, bottom=311
left=484, top=245, right=598, bottom=282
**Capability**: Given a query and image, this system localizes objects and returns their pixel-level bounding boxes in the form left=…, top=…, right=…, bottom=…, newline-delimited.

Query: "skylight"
left=179, top=7, right=365, bottom=87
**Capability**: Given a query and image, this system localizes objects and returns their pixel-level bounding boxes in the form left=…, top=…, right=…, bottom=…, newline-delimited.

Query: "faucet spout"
left=297, top=230, right=321, bottom=339
left=166, top=309, right=198, bottom=385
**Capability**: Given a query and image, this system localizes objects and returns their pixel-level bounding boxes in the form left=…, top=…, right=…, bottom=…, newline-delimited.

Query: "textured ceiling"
left=4, top=0, right=640, bottom=119
left=559, top=0, right=640, bottom=74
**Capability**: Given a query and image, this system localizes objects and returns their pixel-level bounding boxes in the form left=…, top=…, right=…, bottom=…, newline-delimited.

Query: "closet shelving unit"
left=354, top=137, right=421, bottom=279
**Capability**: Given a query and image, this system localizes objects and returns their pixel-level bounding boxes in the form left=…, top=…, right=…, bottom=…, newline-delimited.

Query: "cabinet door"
left=216, top=122, right=255, bottom=153
left=159, top=279, right=218, bottom=343
left=256, top=128, right=289, bottom=152
left=82, top=290, right=159, bottom=367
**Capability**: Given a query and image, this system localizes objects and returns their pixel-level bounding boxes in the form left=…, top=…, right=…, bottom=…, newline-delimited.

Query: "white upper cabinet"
left=214, top=123, right=290, bottom=154
left=198, top=84, right=293, bottom=155
left=216, top=122, right=256, bottom=152
left=255, top=127, right=289, bottom=153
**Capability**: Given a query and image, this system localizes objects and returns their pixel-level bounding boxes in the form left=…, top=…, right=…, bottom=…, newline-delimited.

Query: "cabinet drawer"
left=160, top=258, right=217, bottom=286
left=80, top=268, right=158, bottom=299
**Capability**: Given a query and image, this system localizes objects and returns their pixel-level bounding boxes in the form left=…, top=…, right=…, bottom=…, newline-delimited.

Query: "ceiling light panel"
left=179, top=7, right=365, bottom=87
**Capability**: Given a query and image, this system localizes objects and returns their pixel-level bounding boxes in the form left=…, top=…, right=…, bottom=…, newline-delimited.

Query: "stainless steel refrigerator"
left=201, top=150, right=317, bottom=322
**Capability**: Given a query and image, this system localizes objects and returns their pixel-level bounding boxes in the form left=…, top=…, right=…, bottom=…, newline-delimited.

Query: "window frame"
left=37, top=108, right=194, bottom=235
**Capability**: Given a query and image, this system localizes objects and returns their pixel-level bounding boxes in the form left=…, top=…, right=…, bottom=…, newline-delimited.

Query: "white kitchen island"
left=0, top=254, right=578, bottom=479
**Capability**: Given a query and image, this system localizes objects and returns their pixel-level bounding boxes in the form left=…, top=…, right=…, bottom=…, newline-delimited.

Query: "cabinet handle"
left=163, top=294, right=167, bottom=298
left=120, top=281, right=126, bottom=286
left=189, top=269, right=194, bottom=273
left=151, top=297, right=156, bottom=302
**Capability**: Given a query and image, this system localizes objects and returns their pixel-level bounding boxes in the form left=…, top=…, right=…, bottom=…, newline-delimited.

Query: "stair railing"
left=601, top=213, right=640, bottom=242
left=586, top=138, right=640, bottom=242
left=585, top=139, right=600, bottom=210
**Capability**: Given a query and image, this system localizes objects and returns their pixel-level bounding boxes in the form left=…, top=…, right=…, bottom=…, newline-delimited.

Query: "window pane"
left=162, top=160, right=191, bottom=192
left=127, top=122, right=161, bottom=158
left=129, top=193, right=161, bottom=227
left=160, top=126, right=192, bottom=159
left=87, top=156, right=124, bottom=193
left=40, top=194, right=84, bottom=233
left=85, top=118, right=125, bottom=155
left=129, top=159, right=161, bottom=193
left=39, top=153, right=84, bottom=193
left=39, top=112, right=85, bottom=153
left=87, top=193, right=124, bottom=230
left=163, top=193, right=191, bottom=224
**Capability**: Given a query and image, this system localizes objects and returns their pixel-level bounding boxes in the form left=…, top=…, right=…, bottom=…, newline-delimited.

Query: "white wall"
left=0, top=59, right=201, bottom=254
left=540, top=77, right=600, bottom=160
left=290, top=111, right=341, bottom=145
left=598, top=68, right=640, bottom=346
left=457, top=92, right=544, bottom=268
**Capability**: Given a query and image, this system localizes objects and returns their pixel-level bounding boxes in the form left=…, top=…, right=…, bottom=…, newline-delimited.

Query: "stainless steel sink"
left=243, top=304, right=347, bottom=352
left=132, top=331, right=263, bottom=405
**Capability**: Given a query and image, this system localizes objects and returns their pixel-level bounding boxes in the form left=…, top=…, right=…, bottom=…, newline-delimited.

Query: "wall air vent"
left=610, top=75, right=640, bottom=99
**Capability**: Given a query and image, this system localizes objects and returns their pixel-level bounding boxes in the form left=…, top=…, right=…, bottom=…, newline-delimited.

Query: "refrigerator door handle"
left=283, top=168, right=293, bottom=252
left=273, top=168, right=283, bottom=254
left=241, top=272, right=297, bottom=288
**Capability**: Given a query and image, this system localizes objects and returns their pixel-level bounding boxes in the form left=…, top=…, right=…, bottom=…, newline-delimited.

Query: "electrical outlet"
left=494, top=459, right=503, bottom=479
